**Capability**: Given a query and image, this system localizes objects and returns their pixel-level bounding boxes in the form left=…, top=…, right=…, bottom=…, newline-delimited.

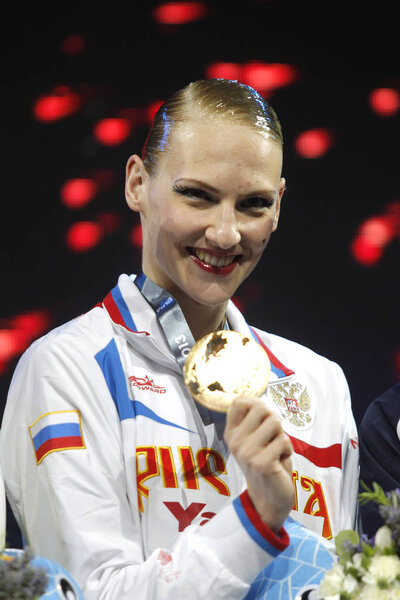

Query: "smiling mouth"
left=189, top=248, right=238, bottom=267
left=188, top=247, right=239, bottom=275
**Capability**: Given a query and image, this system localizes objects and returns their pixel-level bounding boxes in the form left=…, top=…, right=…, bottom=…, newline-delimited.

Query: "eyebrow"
left=174, top=178, right=276, bottom=199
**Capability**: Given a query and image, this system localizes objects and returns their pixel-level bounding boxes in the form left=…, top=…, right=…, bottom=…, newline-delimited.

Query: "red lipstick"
left=189, top=253, right=238, bottom=276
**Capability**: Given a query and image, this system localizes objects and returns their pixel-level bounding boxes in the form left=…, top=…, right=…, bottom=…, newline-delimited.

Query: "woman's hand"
left=224, top=397, right=294, bottom=533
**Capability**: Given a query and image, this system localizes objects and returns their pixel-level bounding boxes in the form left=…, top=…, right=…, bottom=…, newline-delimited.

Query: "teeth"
left=193, top=248, right=236, bottom=267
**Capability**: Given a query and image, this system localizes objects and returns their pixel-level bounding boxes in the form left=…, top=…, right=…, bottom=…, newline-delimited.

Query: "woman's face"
left=126, top=118, right=285, bottom=311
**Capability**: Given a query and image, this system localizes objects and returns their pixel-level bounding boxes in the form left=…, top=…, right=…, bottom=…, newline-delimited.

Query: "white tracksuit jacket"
left=0, top=274, right=358, bottom=599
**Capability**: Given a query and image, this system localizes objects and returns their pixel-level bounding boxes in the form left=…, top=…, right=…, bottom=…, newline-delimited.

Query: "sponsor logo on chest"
left=129, top=374, right=166, bottom=394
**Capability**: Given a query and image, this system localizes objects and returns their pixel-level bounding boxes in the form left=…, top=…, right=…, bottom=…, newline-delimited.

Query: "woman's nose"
left=205, top=204, right=241, bottom=249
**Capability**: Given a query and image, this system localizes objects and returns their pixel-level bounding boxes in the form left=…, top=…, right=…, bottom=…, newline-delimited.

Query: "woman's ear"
left=272, top=177, right=285, bottom=232
left=125, top=154, right=147, bottom=212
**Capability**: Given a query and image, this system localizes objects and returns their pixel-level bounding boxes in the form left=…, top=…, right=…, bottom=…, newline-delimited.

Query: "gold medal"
left=183, top=330, right=271, bottom=412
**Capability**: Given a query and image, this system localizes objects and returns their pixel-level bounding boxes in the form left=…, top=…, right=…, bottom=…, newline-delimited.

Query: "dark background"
left=1, top=2, right=398, bottom=441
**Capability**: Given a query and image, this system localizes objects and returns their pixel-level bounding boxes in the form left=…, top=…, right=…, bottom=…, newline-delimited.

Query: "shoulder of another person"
left=361, top=383, right=400, bottom=436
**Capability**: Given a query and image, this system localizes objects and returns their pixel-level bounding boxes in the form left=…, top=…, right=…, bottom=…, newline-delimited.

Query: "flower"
left=319, top=562, right=346, bottom=596
left=362, top=554, right=400, bottom=587
left=0, top=546, right=48, bottom=599
left=374, top=525, right=394, bottom=551
left=318, top=482, right=400, bottom=599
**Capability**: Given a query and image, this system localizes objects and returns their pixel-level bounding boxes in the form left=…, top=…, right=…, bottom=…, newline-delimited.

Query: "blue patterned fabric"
left=245, top=517, right=334, bottom=599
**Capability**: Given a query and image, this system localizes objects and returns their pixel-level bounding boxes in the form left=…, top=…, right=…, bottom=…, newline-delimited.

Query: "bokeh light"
left=240, top=62, right=298, bottom=94
left=146, top=100, right=164, bottom=124
left=205, top=61, right=298, bottom=94
left=61, top=34, right=86, bottom=56
left=359, top=216, right=395, bottom=248
left=351, top=205, right=399, bottom=266
left=66, top=221, right=103, bottom=252
left=33, top=87, right=81, bottom=122
left=0, top=310, right=51, bottom=374
left=205, top=62, right=242, bottom=81
left=96, top=212, right=121, bottom=234
left=351, top=235, right=383, bottom=266
left=93, top=118, right=132, bottom=146
left=152, top=2, right=207, bottom=24
left=130, top=223, right=143, bottom=248
left=61, top=178, right=97, bottom=209
left=294, top=128, right=333, bottom=158
left=369, top=88, right=400, bottom=116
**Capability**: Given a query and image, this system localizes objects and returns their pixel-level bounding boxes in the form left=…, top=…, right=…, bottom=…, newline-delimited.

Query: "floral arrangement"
left=319, top=482, right=400, bottom=599
left=0, top=547, right=48, bottom=600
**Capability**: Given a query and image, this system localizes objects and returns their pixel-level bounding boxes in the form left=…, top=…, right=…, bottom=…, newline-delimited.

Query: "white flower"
left=319, top=562, right=345, bottom=597
left=357, top=584, right=400, bottom=599
left=342, top=573, right=359, bottom=595
left=362, top=554, right=400, bottom=587
left=352, top=552, right=363, bottom=568
left=375, top=525, right=394, bottom=551
left=352, top=552, right=366, bottom=575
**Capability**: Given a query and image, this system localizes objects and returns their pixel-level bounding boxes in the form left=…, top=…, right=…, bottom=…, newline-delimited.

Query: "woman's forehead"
left=153, top=119, right=283, bottom=185
left=162, top=119, right=282, bottom=165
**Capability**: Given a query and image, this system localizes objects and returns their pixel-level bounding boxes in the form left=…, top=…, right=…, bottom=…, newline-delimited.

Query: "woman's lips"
left=188, top=247, right=239, bottom=276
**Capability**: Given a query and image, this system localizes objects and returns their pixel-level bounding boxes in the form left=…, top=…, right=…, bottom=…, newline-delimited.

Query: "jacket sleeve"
left=358, top=384, right=400, bottom=536
left=334, top=362, right=359, bottom=533
left=0, top=331, right=289, bottom=600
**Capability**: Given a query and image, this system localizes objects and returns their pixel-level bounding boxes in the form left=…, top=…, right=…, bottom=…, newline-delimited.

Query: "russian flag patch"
left=29, top=410, right=85, bottom=465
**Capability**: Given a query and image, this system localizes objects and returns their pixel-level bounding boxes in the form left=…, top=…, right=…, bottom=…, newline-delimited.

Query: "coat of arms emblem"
left=268, top=381, right=315, bottom=429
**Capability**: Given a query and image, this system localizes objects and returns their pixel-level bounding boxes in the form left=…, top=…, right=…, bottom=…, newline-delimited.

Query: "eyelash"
left=173, top=185, right=211, bottom=201
left=172, top=185, right=274, bottom=210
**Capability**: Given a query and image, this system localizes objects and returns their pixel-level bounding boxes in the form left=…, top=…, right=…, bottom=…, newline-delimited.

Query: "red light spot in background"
left=96, top=212, right=121, bottom=234
left=351, top=203, right=400, bottom=266
left=12, top=311, right=51, bottom=339
left=241, top=62, right=298, bottom=93
left=92, top=169, right=117, bottom=191
left=153, top=2, right=207, bottom=24
left=369, top=88, right=400, bottom=116
left=130, top=224, right=143, bottom=248
left=146, top=100, right=164, bottom=123
left=359, top=216, right=395, bottom=247
left=294, top=128, right=333, bottom=158
left=0, top=310, right=52, bottom=372
left=231, top=296, right=244, bottom=313
left=66, top=221, right=103, bottom=252
left=61, top=178, right=97, bottom=208
left=94, top=118, right=132, bottom=146
left=205, top=62, right=298, bottom=94
left=205, top=62, right=242, bottom=81
left=33, top=87, right=81, bottom=122
left=0, top=330, right=21, bottom=362
left=61, top=34, right=86, bottom=56
left=351, top=235, right=383, bottom=266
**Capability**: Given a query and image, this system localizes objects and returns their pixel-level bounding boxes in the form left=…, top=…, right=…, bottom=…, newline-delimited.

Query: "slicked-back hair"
left=142, top=79, right=283, bottom=176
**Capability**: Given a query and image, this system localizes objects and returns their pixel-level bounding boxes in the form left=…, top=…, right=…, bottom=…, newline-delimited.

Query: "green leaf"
left=359, top=481, right=390, bottom=506
left=335, top=529, right=360, bottom=562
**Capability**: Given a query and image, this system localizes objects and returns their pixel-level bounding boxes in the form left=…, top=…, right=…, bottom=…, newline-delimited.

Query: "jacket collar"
left=101, top=274, right=295, bottom=382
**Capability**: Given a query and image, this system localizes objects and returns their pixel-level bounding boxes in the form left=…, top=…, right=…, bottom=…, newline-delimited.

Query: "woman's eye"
left=241, top=197, right=274, bottom=210
left=173, top=185, right=212, bottom=202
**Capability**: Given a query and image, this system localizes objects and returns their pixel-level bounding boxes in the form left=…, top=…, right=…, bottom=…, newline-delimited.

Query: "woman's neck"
left=178, top=297, right=228, bottom=342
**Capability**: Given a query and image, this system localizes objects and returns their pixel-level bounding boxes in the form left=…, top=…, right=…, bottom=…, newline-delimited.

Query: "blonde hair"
left=142, top=79, right=283, bottom=176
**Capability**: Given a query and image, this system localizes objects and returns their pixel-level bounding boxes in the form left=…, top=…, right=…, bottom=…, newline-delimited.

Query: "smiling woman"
left=1, top=79, right=358, bottom=600
left=125, top=109, right=285, bottom=340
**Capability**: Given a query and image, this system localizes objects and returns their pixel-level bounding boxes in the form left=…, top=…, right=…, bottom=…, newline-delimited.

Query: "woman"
left=0, top=79, right=357, bottom=599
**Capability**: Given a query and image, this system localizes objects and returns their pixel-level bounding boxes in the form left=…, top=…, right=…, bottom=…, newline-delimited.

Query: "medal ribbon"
left=134, top=273, right=227, bottom=432
left=134, top=272, right=197, bottom=370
